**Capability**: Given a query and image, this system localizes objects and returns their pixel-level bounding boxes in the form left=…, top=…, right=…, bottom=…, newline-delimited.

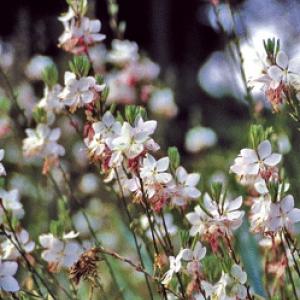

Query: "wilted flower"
left=70, top=247, right=99, bottom=285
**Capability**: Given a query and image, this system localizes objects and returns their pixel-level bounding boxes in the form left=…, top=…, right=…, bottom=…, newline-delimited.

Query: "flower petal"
left=267, top=65, right=283, bottom=82
left=276, top=51, right=289, bottom=69
left=264, top=153, right=282, bottom=166
left=258, top=140, right=272, bottom=160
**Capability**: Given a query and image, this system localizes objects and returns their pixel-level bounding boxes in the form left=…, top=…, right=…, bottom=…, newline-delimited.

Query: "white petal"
left=156, top=157, right=170, bottom=172
left=155, top=173, right=172, bottom=184
left=254, top=179, right=269, bottom=194
left=276, top=51, right=289, bottom=69
left=0, top=149, right=4, bottom=161
left=185, top=187, right=201, bottom=199
left=176, top=166, right=187, bottom=183
left=180, top=249, right=193, bottom=261
left=194, top=242, right=206, bottom=260
left=0, top=276, right=19, bottom=292
left=258, top=140, right=272, bottom=160
left=186, top=212, right=200, bottom=225
left=39, top=234, right=54, bottom=248
left=267, top=65, right=283, bottom=82
left=186, top=173, right=200, bottom=187
left=240, top=149, right=258, bottom=162
left=228, top=196, right=243, bottom=211
left=288, top=208, right=300, bottom=223
left=89, top=20, right=101, bottom=33
left=264, top=153, right=282, bottom=166
left=64, top=71, right=76, bottom=85
left=1, top=261, right=18, bottom=276
left=281, top=195, right=294, bottom=213
left=49, top=128, right=61, bottom=141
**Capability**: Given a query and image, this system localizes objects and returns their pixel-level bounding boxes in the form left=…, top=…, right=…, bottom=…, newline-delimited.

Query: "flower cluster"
left=58, top=5, right=106, bottom=54
left=230, top=137, right=300, bottom=236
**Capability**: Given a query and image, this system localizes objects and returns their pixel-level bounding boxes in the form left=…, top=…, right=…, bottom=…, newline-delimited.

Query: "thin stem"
left=96, top=246, right=182, bottom=299
left=48, top=171, right=122, bottom=300
left=280, top=234, right=298, bottom=299
left=114, top=168, right=154, bottom=300
left=0, top=66, right=28, bottom=128
left=283, top=232, right=300, bottom=278
left=0, top=203, right=55, bottom=299
left=137, top=175, right=179, bottom=299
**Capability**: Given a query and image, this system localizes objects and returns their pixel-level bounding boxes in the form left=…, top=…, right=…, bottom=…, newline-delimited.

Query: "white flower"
left=79, top=18, right=106, bottom=45
left=170, top=166, right=201, bottom=206
left=23, top=124, right=65, bottom=158
left=149, top=88, right=178, bottom=118
left=181, top=241, right=206, bottom=274
left=200, top=280, right=226, bottom=299
left=38, top=84, right=64, bottom=115
left=59, top=16, right=106, bottom=54
left=126, top=58, right=160, bottom=82
left=162, top=252, right=183, bottom=285
left=186, top=205, right=214, bottom=237
left=25, top=55, right=54, bottom=80
left=107, top=39, right=139, bottom=65
left=2, top=229, right=35, bottom=260
left=0, top=189, right=24, bottom=222
left=226, top=264, right=248, bottom=299
left=230, top=140, right=282, bottom=178
left=267, top=51, right=289, bottom=89
left=39, top=233, right=82, bottom=270
left=59, top=72, right=105, bottom=113
left=185, top=126, right=217, bottom=153
left=0, top=149, right=6, bottom=176
left=140, top=155, right=172, bottom=186
left=111, top=118, right=158, bottom=163
left=269, top=195, right=300, bottom=233
left=106, top=72, right=136, bottom=104
left=250, top=194, right=272, bottom=233
left=0, top=40, right=14, bottom=70
left=202, top=193, right=245, bottom=233
left=85, top=111, right=121, bottom=157
left=0, top=260, right=19, bottom=292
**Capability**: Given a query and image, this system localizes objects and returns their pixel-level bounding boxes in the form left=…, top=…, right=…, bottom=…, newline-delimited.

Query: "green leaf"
left=168, top=146, right=180, bottom=172
left=69, top=55, right=90, bottom=77
left=42, top=64, right=58, bottom=89
left=236, top=221, right=267, bottom=298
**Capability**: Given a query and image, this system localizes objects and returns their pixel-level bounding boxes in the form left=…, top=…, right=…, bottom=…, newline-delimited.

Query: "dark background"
left=0, top=0, right=248, bottom=151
